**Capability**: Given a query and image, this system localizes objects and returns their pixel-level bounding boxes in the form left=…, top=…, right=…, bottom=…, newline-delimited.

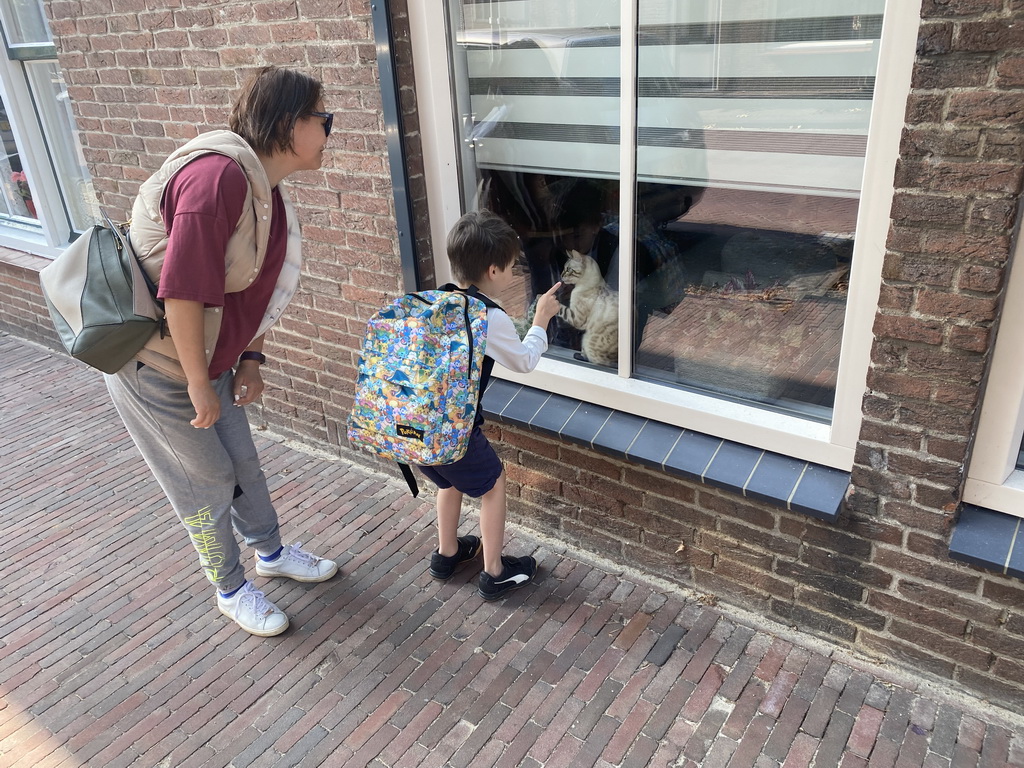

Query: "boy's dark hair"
left=446, top=210, right=521, bottom=285
left=230, top=66, right=325, bottom=156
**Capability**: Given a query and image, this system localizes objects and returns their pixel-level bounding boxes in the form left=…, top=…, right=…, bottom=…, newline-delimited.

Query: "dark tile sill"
left=482, top=379, right=849, bottom=522
left=949, top=504, right=1024, bottom=578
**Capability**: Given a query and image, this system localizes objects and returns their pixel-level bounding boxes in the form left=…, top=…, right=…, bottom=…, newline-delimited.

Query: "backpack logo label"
left=397, top=424, right=425, bottom=441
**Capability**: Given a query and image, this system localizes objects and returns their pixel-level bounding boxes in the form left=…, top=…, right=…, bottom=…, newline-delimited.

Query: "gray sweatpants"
left=105, top=363, right=282, bottom=593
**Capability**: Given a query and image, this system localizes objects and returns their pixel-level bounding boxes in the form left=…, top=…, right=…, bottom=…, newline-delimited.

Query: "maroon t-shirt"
left=159, top=154, right=287, bottom=378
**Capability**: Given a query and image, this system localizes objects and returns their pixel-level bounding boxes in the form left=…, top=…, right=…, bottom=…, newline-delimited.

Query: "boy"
left=420, top=210, right=561, bottom=600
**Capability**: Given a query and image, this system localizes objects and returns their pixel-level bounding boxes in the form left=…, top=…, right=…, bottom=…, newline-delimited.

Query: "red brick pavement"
left=0, top=331, right=1021, bottom=768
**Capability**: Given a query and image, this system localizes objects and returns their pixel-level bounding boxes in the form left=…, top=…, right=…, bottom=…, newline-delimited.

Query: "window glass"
left=449, top=0, right=623, bottom=368
left=0, top=93, right=35, bottom=220
left=0, top=0, right=51, bottom=45
left=0, top=0, right=96, bottom=245
left=448, top=0, right=885, bottom=423
left=25, top=60, right=97, bottom=230
left=633, top=1, right=881, bottom=421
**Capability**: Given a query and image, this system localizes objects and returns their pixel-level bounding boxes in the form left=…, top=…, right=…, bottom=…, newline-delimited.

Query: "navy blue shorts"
left=417, top=425, right=502, bottom=498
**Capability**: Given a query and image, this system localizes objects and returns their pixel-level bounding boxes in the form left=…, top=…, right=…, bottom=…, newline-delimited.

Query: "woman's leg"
left=212, top=371, right=281, bottom=555
left=106, top=365, right=246, bottom=593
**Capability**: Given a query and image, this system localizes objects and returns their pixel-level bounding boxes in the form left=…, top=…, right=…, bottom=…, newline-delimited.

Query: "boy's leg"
left=475, top=470, right=537, bottom=601
left=436, top=486, right=464, bottom=557
left=479, top=471, right=507, bottom=576
left=428, top=485, right=481, bottom=580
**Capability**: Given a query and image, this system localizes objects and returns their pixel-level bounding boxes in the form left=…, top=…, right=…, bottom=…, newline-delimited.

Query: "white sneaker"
left=255, top=542, right=339, bottom=583
left=217, top=581, right=289, bottom=637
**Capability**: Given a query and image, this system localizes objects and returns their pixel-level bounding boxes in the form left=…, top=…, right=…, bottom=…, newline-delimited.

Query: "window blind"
left=457, top=0, right=884, bottom=197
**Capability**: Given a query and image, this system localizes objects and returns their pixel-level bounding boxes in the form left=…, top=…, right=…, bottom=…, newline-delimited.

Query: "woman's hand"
left=188, top=380, right=221, bottom=428
left=233, top=360, right=264, bottom=407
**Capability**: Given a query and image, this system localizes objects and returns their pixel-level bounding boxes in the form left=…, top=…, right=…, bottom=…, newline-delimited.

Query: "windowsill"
left=0, top=244, right=50, bottom=270
left=482, top=379, right=849, bottom=522
left=949, top=504, right=1024, bottom=578
left=0, top=223, right=56, bottom=258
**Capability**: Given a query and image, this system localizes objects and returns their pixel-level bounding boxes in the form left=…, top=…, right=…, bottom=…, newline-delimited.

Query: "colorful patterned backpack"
left=347, top=285, right=496, bottom=495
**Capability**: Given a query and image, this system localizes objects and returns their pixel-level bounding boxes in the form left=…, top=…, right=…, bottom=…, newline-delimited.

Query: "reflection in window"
left=26, top=61, right=97, bottom=230
left=0, top=0, right=97, bottom=239
left=450, top=0, right=626, bottom=365
left=448, top=0, right=884, bottom=423
left=0, top=95, right=36, bottom=220
left=0, top=0, right=51, bottom=44
left=634, top=3, right=879, bottom=421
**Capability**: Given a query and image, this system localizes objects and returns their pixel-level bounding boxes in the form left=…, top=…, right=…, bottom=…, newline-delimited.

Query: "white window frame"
left=409, top=0, right=922, bottom=469
left=0, top=6, right=91, bottom=256
left=964, top=224, right=1024, bottom=519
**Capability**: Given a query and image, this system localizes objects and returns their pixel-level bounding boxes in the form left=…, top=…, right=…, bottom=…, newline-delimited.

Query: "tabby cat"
left=558, top=250, right=618, bottom=366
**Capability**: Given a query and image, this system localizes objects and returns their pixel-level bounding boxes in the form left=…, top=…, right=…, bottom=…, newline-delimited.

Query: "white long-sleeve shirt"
left=483, top=306, right=548, bottom=373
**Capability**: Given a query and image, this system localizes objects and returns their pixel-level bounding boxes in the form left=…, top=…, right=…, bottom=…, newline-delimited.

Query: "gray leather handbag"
left=39, top=217, right=165, bottom=374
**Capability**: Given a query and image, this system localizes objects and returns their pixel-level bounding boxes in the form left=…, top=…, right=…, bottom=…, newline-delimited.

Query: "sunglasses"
left=308, top=111, right=334, bottom=137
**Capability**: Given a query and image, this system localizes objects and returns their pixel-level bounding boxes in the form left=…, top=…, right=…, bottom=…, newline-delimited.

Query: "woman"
left=106, top=67, right=337, bottom=637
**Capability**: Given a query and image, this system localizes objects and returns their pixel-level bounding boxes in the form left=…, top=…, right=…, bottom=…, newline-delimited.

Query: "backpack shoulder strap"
left=437, top=282, right=503, bottom=311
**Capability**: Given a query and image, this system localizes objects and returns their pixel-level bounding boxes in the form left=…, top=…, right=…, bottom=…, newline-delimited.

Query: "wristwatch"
left=239, top=351, right=266, bottom=365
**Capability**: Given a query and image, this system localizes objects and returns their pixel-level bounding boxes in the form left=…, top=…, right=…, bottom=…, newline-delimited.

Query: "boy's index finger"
left=545, top=282, right=562, bottom=295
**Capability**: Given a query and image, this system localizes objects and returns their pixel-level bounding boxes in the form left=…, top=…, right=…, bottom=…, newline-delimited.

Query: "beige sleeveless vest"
left=130, top=130, right=281, bottom=381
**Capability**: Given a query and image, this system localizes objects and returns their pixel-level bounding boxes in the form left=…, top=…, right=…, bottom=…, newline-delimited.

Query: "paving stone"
left=978, top=723, right=1012, bottom=768
left=762, top=693, right=811, bottom=760
left=837, top=670, right=876, bottom=716
left=569, top=678, right=624, bottom=741
left=847, top=704, right=886, bottom=758
left=642, top=674, right=698, bottom=742
left=721, top=677, right=766, bottom=740
left=865, top=681, right=893, bottom=710
left=930, top=704, right=964, bottom=758
left=0, top=333, right=1021, bottom=768
left=681, top=705, right=730, bottom=763
left=645, top=623, right=687, bottom=666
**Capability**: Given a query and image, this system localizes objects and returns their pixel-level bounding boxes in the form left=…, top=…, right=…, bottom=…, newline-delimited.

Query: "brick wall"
left=44, top=0, right=405, bottom=451
left=0, top=250, right=61, bottom=348
left=429, top=0, right=1024, bottom=712
left=853, top=0, right=1024, bottom=706
left=0, top=0, right=1013, bottom=712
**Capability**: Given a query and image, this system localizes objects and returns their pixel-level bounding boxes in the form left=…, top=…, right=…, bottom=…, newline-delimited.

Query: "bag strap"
left=101, top=212, right=167, bottom=338
left=398, top=463, right=419, bottom=497
left=437, top=282, right=502, bottom=311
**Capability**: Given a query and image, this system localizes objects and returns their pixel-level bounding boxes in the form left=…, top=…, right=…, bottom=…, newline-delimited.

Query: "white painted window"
left=0, top=0, right=97, bottom=255
left=964, top=230, right=1024, bottom=520
left=410, top=0, right=921, bottom=468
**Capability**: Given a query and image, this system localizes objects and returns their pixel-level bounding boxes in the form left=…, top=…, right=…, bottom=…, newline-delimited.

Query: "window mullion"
left=829, top=0, right=923, bottom=450
left=617, top=0, right=638, bottom=379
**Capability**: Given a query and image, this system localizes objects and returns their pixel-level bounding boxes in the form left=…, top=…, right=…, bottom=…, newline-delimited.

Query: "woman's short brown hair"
left=229, top=66, right=324, bottom=156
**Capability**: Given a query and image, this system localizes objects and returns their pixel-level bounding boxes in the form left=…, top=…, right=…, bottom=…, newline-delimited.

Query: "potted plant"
left=11, top=171, right=35, bottom=217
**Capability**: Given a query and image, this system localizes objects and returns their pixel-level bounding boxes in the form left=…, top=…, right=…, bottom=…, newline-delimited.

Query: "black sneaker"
left=478, top=555, right=537, bottom=601
left=429, top=535, right=481, bottom=580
